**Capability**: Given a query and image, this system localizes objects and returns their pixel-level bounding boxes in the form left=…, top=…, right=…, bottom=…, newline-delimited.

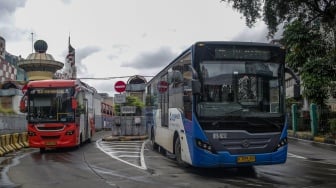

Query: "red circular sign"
left=114, top=81, right=126, bottom=93
left=157, top=81, right=168, bottom=93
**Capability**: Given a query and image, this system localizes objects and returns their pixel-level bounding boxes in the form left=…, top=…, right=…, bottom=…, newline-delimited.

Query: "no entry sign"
left=114, top=81, right=126, bottom=93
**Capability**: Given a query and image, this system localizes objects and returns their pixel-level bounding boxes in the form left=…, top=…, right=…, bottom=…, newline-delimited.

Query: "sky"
left=0, top=0, right=276, bottom=96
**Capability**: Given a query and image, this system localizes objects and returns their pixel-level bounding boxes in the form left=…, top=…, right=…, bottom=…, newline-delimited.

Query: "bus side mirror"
left=19, top=95, right=27, bottom=113
left=294, top=83, right=301, bottom=99
left=285, top=67, right=301, bottom=99
left=192, top=80, right=201, bottom=95
left=19, top=100, right=27, bottom=113
left=71, top=98, right=78, bottom=110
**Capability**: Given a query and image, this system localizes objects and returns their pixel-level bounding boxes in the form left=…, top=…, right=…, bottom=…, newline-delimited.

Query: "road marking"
left=288, top=153, right=307, bottom=159
left=96, top=139, right=147, bottom=170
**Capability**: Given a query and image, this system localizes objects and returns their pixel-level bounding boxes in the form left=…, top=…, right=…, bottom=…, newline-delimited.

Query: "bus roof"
left=146, top=41, right=282, bottom=85
left=27, top=79, right=78, bottom=88
left=27, top=79, right=98, bottom=93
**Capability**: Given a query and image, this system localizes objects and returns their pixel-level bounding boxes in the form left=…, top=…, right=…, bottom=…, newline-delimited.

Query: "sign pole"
left=114, top=80, right=127, bottom=136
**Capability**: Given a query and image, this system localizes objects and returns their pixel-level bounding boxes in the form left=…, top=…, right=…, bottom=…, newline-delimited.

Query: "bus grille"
left=205, top=131, right=280, bottom=155
left=36, top=126, right=65, bottom=131
left=41, top=135, right=61, bottom=140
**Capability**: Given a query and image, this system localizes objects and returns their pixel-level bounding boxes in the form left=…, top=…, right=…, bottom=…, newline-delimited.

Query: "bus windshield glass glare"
left=27, top=87, right=75, bottom=123
left=197, top=61, right=283, bottom=117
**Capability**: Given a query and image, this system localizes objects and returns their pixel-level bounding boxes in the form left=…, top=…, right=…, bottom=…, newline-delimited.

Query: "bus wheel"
left=40, top=148, right=45, bottom=153
left=151, top=128, right=159, bottom=151
left=174, top=137, right=189, bottom=167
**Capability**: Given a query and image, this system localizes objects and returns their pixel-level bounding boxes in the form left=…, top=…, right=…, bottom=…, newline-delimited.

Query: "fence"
left=0, top=114, right=27, bottom=135
left=288, top=104, right=336, bottom=136
left=111, top=116, right=147, bottom=136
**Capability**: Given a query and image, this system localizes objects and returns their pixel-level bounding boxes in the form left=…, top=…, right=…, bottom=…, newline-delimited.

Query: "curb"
left=102, top=135, right=148, bottom=142
left=288, top=131, right=336, bottom=145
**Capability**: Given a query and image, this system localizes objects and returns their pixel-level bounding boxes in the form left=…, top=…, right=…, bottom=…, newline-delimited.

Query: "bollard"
left=310, top=104, right=318, bottom=136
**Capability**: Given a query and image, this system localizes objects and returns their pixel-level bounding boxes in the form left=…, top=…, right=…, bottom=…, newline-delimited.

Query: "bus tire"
left=40, top=148, right=45, bottom=153
left=174, top=137, right=189, bottom=167
left=151, top=128, right=159, bottom=151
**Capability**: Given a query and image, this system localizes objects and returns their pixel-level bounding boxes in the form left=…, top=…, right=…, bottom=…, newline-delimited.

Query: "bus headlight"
left=195, top=138, right=217, bottom=154
left=275, top=137, right=288, bottom=151
left=65, top=130, right=75, bottom=135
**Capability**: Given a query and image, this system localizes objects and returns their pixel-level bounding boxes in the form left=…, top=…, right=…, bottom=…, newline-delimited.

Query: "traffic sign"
left=121, top=106, right=136, bottom=114
left=114, top=93, right=126, bottom=104
left=114, top=81, right=126, bottom=93
left=157, top=81, right=168, bottom=93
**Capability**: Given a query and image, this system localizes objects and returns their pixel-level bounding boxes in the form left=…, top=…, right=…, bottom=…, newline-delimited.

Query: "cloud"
left=73, top=46, right=101, bottom=77
left=0, top=0, right=28, bottom=40
left=232, top=22, right=285, bottom=42
left=0, top=26, right=29, bottom=41
left=0, top=0, right=26, bottom=22
left=61, top=0, right=72, bottom=5
left=121, top=46, right=177, bottom=70
left=232, top=27, right=269, bottom=43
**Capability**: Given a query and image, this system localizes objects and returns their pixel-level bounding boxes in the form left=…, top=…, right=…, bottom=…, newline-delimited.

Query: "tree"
left=221, top=0, right=336, bottom=108
left=221, top=0, right=336, bottom=41
left=114, top=95, right=144, bottom=116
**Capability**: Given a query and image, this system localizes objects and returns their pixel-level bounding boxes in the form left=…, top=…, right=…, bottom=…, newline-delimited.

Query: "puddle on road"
left=0, top=155, right=18, bottom=187
left=0, top=151, right=32, bottom=188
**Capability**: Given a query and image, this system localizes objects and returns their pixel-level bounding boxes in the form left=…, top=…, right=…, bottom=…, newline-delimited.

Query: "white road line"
left=96, top=139, right=147, bottom=170
left=288, top=152, right=307, bottom=159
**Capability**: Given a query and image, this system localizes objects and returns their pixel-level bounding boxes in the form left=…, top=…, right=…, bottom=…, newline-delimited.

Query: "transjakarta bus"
left=20, top=79, right=100, bottom=152
left=146, top=41, right=289, bottom=168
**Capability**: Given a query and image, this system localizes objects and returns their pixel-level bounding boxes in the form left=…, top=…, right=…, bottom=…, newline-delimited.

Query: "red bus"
left=20, top=79, right=100, bottom=152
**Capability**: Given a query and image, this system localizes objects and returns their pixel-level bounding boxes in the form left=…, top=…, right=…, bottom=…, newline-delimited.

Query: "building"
left=0, top=36, right=27, bottom=114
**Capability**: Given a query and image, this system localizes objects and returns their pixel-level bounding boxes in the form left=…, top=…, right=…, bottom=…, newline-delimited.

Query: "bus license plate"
left=45, top=141, right=56, bottom=146
left=237, top=156, right=256, bottom=163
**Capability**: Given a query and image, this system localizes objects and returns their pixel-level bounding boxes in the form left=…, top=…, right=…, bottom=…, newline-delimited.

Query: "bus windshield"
left=27, top=87, right=75, bottom=123
left=197, top=61, right=283, bottom=118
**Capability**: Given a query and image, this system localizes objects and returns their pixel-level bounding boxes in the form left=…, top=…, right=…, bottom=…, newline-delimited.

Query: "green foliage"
left=221, top=0, right=336, bottom=39
left=114, top=95, right=144, bottom=116
left=221, top=0, right=262, bottom=28
left=329, top=118, right=336, bottom=135
left=0, top=105, right=15, bottom=115
left=282, top=20, right=334, bottom=107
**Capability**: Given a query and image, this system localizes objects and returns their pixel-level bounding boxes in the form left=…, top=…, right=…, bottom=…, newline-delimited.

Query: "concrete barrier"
left=1, top=134, right=14, bottom=153
left=0, top=135, right=7, bottom=156
left=6, top=134, right=16, bottom=152
left=0, top=132, right=29, bottom=157
left=20, top=132, right=29, bottom=148
left=12, top=133, right=23, bottom=150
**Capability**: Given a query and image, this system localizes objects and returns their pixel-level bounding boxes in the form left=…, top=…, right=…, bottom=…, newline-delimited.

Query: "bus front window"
left=197, top=61, right=282, bottom=117
left=28, top=88, right=75, bottom=123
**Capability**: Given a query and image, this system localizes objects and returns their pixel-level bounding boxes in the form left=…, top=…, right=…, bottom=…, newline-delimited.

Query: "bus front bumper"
left=191, top=146, right=287, bottom=168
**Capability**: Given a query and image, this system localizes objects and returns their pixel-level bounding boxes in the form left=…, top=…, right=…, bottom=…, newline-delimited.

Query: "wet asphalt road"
left=1, top=131, right=336, bottom=188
